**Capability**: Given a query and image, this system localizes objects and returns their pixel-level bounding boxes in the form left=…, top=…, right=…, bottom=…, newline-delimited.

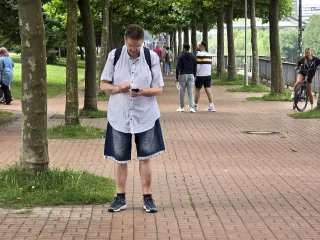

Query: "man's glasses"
left=126, top=45, right=141, bottom=51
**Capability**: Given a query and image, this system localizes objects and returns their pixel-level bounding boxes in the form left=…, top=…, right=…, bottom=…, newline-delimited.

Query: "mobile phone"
left=131, top=88, right=139, bottom=92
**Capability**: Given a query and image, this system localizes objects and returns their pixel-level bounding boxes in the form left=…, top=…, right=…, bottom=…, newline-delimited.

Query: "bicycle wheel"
left=294, top=84, right=308, bottom=112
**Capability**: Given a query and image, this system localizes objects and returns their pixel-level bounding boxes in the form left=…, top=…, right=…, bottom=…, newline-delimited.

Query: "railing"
left=259, top=58, right=320, bottom=93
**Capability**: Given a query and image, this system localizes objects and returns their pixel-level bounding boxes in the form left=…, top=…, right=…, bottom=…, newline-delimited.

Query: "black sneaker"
left=108, top=196, right=127, bottom=212
left=143, top=197, right=158, bottom=213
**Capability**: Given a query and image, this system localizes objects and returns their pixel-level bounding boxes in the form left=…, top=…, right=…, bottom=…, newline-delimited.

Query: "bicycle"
left=292, top=68, right=316, bottom=112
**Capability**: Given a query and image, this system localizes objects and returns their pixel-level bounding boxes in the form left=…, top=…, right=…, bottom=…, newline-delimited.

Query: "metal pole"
left=298, top=0, right=302, bottom=57
left=244, top=0, right=248, bottom=86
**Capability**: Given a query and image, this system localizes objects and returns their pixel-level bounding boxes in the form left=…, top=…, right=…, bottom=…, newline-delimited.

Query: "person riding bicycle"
left=292, top=48, right=320, bottom=109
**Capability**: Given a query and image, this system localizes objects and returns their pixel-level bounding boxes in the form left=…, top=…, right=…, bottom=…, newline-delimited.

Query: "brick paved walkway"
left=0, top=74, right=320, bottom=240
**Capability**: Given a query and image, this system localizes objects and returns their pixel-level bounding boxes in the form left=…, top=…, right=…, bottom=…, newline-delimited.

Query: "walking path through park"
left=1, top=73, right=320, bottom=240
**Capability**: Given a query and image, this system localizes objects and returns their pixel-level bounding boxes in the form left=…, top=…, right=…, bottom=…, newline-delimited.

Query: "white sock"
left=209, top=103, right=214, bottom=108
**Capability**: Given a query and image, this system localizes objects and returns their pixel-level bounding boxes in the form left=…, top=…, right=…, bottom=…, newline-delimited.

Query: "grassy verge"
left=97, top=92, right=110, bottom=101
left=228, top=85, right=270, bottom=93
left=0, top=110, right=13, bottom=117
left=9, top=53, right=85, bottom=99
left=0, top=164, right=115, bottom=208
left=79, top=109, right=106, bottom=118
left=247, top=91, right=292, bottom=101
left=211, top=73, right=245, bottom=85
left=48, top=125, right=105, bottom=139
left=0, top=110, right=13, bottom=127
left=289, top=108, right=320, bottom=119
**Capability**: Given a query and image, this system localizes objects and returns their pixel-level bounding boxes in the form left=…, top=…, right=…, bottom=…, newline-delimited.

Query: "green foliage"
left=79, top=109, right=106, bottom=118
left=303, top=15, right=320, bottom=56
left=0, top=164, right=115, bottom=208
left=289, top=108, right=320, bottom=119
left=9, top=53, right=85, bottom=99
left=48, top=125, right=105, bottom=139
left=227, top=85, right=270, bottom=92
left=0, top=119, right=10, bottom=127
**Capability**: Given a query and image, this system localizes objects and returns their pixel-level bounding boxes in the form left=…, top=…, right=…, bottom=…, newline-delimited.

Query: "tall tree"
left=183, top=26, right=189, bottom=44
left=226, top=2, right=237, bottom=79
left=249, top=0, right=259, bottom=86
left=100, top=0, right=109, bottom=78
left=18, top=0, right=49, bottom=173
left=269, top=0, right=284, bottom=93
left=216, top=11, right=225, bottom=75
left=191, top=21, right=197, bottom=55
left=202, top=19, right=208, bottom=52
left=173, top=29, right=177, bottom=59
left=78, top=0, right=98, bottom=111
left=178, top=27, right=182, bottom=56
left=65, top=0, right=80, bottom=125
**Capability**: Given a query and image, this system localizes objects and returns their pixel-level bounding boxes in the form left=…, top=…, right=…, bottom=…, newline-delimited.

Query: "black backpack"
left=112, top=47, right=152, bottom=72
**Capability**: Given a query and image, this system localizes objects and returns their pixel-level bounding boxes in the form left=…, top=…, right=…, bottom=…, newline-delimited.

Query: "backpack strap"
left=143, top=47, right=152, bottom=73
left=113, top=47, right=122, bottom=67
left=112, top=46, right=152, bottom=74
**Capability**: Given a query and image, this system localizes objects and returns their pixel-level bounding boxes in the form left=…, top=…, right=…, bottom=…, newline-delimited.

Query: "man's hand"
left=119, top=82, right=130, bottom=93
left=130, top=88, right=142, bottom=97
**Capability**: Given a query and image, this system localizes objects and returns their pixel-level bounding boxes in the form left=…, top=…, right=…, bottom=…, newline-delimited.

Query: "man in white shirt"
left=194, top=41, right=215, bottom=112
left=100, top=24, right=165, bottom=213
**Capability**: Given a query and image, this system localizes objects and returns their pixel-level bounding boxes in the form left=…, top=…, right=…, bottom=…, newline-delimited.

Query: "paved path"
left=0, top=74, right=320, bottom=240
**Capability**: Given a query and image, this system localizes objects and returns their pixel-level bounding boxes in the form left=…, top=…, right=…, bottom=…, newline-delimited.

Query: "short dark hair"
left=166, top=46, right=169, bottom=50
left=125, top=24, right=144, bottom=40
left=183, top=43, right=190, bottom=51
left=200, top=41, right=206, bottom=48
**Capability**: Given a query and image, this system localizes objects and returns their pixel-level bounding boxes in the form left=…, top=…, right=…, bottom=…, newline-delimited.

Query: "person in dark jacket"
left=175, top=43, right=197, bottom=113
left=293, top=48, right=320, bottom=109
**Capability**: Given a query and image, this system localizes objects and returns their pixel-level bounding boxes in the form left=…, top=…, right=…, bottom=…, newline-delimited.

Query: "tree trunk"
left=183, top=26, right=189, bottom=44
left=191, top=21, right=197, bottom=55
left=178, top=27, right=182, bottom=56
left=79, top=0, right=97, bottom=111
left=100, top=0, right=109, bottom=78
left=249, top=0, right=259, bottom=87
left=108, top=6, right=113, bottom=52
left=217, top=11, right=225, bottom=75
left=226, top=3, right=237, bottom=79
left=269, top=0, right=284, bottom=94
left=173, top=29, right=177, bottom=61
left=317, top=97, right=320, bottom=109
left=202, top=19, right=208, bottom=52
left=17, top=0, right=49, bottom=173
left=65, top=0, right=80, bottom=125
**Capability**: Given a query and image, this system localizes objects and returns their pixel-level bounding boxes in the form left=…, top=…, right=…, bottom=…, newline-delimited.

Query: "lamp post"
left=244, top=0, right=248, bottom=86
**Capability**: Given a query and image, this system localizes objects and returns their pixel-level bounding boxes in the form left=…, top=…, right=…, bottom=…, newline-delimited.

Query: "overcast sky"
left=303, top=0, right=320, bottom=6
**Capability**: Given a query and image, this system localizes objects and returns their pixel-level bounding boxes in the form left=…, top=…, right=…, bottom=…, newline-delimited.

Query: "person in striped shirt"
left=194, top=41, right=215, bottom=112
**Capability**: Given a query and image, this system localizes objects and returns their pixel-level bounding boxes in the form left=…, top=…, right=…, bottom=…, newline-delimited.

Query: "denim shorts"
left=104, top=119, right=165, bottom=164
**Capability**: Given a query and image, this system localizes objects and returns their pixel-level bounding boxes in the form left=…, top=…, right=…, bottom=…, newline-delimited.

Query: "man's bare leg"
left=115, top=163, right=128, bottom=193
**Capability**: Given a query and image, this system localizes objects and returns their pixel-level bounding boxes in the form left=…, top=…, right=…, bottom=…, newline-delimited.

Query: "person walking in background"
left=0, top=47, right=14, bottom=105
left=194, top=41, right=215, bottom=112
left=153, top=43, right=162, bottom=64
left=175, top=43, right=197, bottom=113
left=164, top=46, right=173, bottom=75
left=100, top=24, right=165, bottom=213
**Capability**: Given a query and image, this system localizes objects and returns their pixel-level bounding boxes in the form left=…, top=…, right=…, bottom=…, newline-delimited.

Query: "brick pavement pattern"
left=0, top=74, right=320, bottom=240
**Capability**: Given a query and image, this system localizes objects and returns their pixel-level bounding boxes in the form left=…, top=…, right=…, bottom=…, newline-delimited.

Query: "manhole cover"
left=242, top=131, right=280, bottom=135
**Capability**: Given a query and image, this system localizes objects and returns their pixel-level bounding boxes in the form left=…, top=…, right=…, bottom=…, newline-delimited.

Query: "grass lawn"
left=79, top=109, right=106, bottom=118
left=0, top=110, right=13, bottom=127
left=227, top=85, right=270, bottom=93
left=97, top=92, right=110, bottom=101
left=247, top=91, right=292, bottom=101
left=9, top=53, right=85, bottom=99
left=48, top=124, right=105, bottom=139
left=211, top=73, right=246, bottom=85
left=289, top=108, right=320, bottom=119
left=0, top=164, right=115, bottom=208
